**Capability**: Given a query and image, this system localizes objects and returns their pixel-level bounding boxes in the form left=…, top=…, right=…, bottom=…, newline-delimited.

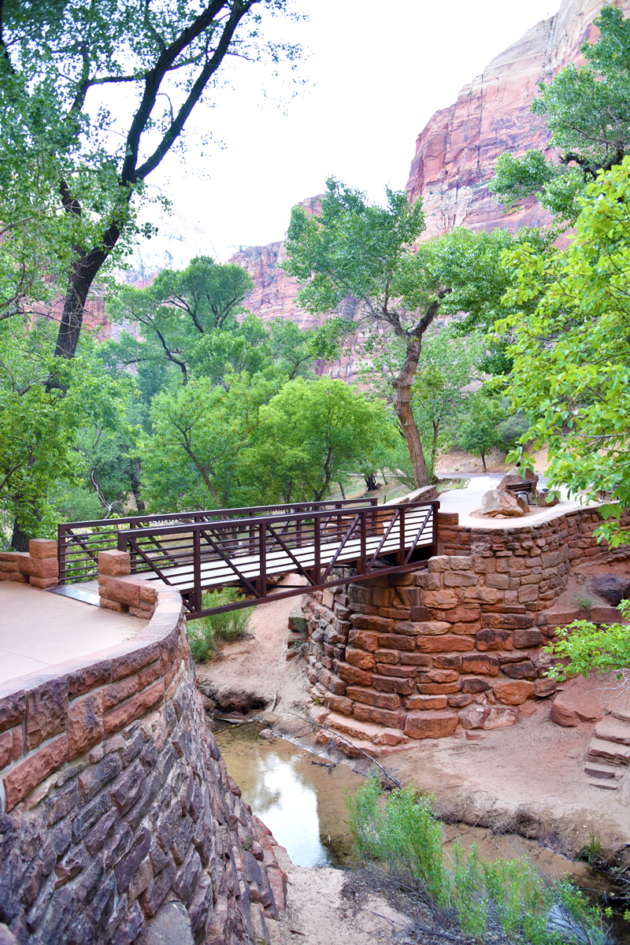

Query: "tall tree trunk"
left=55, top=230, right=119, bottom=360
left=11, top=520, right=30, bottom=552
left=364, top=473, right=378, bottom=492
left=130, top=461, right=146, bottom=513
left=392, top=337, right=431, bottom=488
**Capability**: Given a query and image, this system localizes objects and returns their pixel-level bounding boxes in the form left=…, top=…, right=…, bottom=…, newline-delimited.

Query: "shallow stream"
left=216, top=720, right=630, bottom=941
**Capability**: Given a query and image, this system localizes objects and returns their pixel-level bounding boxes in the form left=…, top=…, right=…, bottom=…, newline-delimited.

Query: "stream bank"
left=214, top=718, right=630, bottom=944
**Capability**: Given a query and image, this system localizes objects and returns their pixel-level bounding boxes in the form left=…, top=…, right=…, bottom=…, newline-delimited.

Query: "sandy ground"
left=267, top=847, right=414, bottom=945
left=434, top=446, right=550, bottom=476
left=196, top=577, right=630, bottom=866
left=389, top=691, right=630, bottom=863
left=0, top=581, right=148, bottom=684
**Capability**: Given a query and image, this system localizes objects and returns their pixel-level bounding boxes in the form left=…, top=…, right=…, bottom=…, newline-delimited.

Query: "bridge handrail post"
left=432, top=501, right=440, bottom=556
left=129, top=521, right=137, bottom=574
left=58, top=524, right=67, bottom=586
left=193, top=527, right=202, bottom=616
left=258, top=522, right=267, bottom=599
left=248, top=510, right=255, bottom=554
left=399, top=507, right=406, bottom=565
left=314, top=515, right=320, bottom=584
left=359, top=509, right=366, bottom=574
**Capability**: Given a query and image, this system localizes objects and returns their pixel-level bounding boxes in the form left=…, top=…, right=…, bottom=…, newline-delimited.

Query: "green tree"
left=250, top=377, right=398, bottom=502
left=0, top=317, right=131, bottom=542
left=412, top=330, right=484, bottom=469
left=141, top=372, right=279, bottom=512
left=490, top=6, right=630, bottom=223
left=497, top=157, right=630, bottom=546
left=457, top=393, right=507, bottom=473
left=283, top=179, right=512, bottom=488
left=108, top=256, right=259, bottom=384
left=0, top=0, right=303, bottom=359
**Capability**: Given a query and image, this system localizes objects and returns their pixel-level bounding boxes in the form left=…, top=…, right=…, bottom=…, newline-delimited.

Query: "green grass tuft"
left=187, top=587, right=253, bottom=662
left=346, top=774, right=608, bottom=944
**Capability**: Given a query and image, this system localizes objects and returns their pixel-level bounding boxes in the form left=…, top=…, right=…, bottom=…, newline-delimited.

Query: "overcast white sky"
left=135, top=0, right=563, bottom=269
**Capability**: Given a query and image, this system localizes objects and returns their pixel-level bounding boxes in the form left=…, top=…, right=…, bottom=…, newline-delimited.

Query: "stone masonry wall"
left=0, top=581, right=286, bottom=945
left=303, top=505, right=630, bottom=742
left=0, top=541, right=59, bottom=591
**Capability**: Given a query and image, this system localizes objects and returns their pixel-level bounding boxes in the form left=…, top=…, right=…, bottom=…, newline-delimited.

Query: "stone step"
left=584, top=761, right=623, bottom=780
left=595, top=717, right=630, bottom=745
left=587, top=779, right=619, bottom=791
left=588, top=737, right=630, bottom=765
left=608, top=707, right=630, bottom=725
left=324, top=711, right=409, bottom=747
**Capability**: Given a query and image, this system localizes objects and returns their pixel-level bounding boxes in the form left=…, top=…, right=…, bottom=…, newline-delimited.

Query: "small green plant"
left=187, top=587, right=253, bottom=662
left=545, top=600, right=630, bottom=683
left=578, top=833, right=602, bottom=866
left=346, top=774, right=608, bottom=944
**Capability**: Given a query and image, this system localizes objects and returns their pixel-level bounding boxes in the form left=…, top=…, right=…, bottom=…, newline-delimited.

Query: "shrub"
left=346, top=775, right=608, bottom=944
left=187, top=587, right=253, bottom=662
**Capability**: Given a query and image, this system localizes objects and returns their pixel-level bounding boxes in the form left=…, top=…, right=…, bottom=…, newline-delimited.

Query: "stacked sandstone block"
left=98, top=549, right=157, bottom=619
left=0, top=584, right=286, bottom=944
left=0, top=539, right=59, bottom=589
left=448, top=506, right=630, bottom=594
left=304, top=552, right=560, bottom=741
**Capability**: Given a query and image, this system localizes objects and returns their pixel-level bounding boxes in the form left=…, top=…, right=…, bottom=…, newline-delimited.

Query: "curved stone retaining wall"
left=0, top=584, right=285, bottom=944
left=304, top=505, right=630, bottom=743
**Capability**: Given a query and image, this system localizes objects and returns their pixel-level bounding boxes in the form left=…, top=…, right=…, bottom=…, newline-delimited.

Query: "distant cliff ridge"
left=231, top=0, right=630, bottom=358
left=407, top=0, right=630, bottom=237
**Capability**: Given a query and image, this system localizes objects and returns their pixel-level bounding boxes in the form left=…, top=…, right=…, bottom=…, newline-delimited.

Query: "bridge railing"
left=116, top=499, right=440, bottom=619
left=57, top=497, right=377, bottom=585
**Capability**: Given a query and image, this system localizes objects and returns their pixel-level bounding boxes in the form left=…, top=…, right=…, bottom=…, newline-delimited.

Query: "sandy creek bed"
left=215, top=719, right=630, bottom=943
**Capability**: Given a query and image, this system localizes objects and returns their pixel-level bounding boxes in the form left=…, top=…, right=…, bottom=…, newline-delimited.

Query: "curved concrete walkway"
left=0, top=581, right=148, bottom=684
left=437, top=474, right=598, bottom=530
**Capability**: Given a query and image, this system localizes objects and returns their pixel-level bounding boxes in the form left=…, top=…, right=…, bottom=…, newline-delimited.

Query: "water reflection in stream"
left=215, top=721, right=364, bottom=867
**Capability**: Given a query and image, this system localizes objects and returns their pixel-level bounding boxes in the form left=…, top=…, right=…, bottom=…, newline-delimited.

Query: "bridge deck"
left=139, top=507, right=435, bottom=594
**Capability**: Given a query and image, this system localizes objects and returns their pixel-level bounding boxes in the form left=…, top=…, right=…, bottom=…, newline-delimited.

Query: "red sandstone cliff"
left=231, top=0, right=630, bottom=349
left=407, top=0, right=630, bottom=237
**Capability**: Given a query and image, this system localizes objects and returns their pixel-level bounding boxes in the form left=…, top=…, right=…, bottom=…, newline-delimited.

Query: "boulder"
left=550, top=678, right=604, bottom=727
left=590, top=575, right=630, bottom=608
left=458, top=704, right=517, bottom=730
left=537, top=490, right=559, bottom=508
left=480, top=490, right=524, bottom=518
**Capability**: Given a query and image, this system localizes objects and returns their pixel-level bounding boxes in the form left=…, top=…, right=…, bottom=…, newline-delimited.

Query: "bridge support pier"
left=302, top=552, right=557, bottom=748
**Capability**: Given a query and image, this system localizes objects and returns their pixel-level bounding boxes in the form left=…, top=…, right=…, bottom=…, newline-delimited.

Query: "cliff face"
left=407, top=0, right=630, bottom=237
left=232, top=0, right=629, bottom=351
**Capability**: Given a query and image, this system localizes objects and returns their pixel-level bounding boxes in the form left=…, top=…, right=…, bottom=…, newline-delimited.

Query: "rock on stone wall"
left=0, top=586, right=286, bottom=944
left=303, top=506, right=630, bottom=740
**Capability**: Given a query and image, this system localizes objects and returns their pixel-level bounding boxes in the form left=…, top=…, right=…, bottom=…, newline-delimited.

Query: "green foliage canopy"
left=248, top=377, right=397, bottom=502
left=491, top=6, right=630, bottom=223
left=0, top=317, right=132, bottom=539
left=282, top=179, right=515, bottom=487
left=498, top=158, right=630, bottom=545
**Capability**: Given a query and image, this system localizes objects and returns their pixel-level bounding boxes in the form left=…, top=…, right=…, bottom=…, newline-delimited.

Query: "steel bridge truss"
left=115, top=500, right=439, bottom=619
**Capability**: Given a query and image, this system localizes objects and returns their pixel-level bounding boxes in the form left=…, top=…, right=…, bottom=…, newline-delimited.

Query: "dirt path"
left=266, top=848, right=413, bottom=945
left=389, top=697, right=630, bottom=863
